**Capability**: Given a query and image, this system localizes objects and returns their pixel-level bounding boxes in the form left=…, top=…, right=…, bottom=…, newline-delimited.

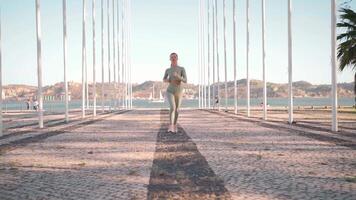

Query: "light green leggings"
left=166, top=91, right=183, bottom=125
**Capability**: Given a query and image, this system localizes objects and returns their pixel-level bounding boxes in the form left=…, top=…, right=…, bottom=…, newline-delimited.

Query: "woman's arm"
left=179, top=68, right=187, bottom=83
left=163, top=69, right=170, bottom=83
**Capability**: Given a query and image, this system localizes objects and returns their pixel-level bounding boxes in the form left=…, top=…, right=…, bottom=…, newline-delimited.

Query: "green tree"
left=337, top=7, right=356, bottom=108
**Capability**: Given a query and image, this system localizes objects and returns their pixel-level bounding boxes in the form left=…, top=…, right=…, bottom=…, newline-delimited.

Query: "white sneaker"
left=167, top=125, right=173, bottom=133
left=173, top=125, right=178, bottom=133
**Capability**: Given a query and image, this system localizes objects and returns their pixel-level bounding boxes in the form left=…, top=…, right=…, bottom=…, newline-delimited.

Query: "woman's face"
left=170, top=54, right=178, bottom=62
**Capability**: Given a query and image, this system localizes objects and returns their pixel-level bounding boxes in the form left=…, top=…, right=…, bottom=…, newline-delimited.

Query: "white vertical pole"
left=130, top=1, right=133, bottom=109
left=223, top=0, right=228, bottom=111
left=331, top=0, right=338, bottom=132
left=82, top=0, right=86, bottom=118
left=215, top=0, right=220, bottom=111
left=122, top=0, right=126, bottom=109
left=125, top=0, right=128, bottom=109
left=207, top=0, right=211, bottom=109
left=288, top=0, right=293, bottom=124
left=101, top=0, right=105, bottom=113
left=113, top=0, right=116, bottom=85
left=246, top=0, right=250, bottom=117
left=112, top=0, right=116, bottom=110
left=262, top=0, right=267, bottom=120
left=202, top=0, right=206, bottom=109
left=92, top=0, right=97, bottom=117
left=0, top=9, right=3, bottom=136
left=85, top=0, right=89, bottom=110
left=233, top=0, right=237, bottom=114
left=200, top=0, right=203, bottom=109
left=107, top=0, right=111, bottom=111
left=36, top=0, right=44, bottom=128
left=198, top=0, right=201, bottom=109
left=212, top=0, right=216, bottom=110
left=128, top=0, right=132, bottom=109
left=63, top=0, right=69, bottom=123
left=117, top=0, right=120, bottom=109
left=124, top=0, right=127, bottom=109
left=85, top=38, right=89, bottom=110
left=130, top=0, right=132, bottom=109
left=107, top=0, right=111, bottom=84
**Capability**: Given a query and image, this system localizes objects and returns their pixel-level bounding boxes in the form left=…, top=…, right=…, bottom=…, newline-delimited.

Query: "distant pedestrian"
left=214, top=95, right=219, bottom=108
left=25, top=99, right=30, bottom=110
left=33, top=100, right=39, bottom=110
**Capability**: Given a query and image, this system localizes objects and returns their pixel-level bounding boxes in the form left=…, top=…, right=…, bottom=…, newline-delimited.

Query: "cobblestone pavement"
left=181, top=110, right=356, bottom=200
left=0, top=110, right=159, bottom=200
left=0, top=109, right=355, bottom=200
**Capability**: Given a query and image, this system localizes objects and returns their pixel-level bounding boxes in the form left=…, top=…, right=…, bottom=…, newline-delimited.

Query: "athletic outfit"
left=163, top=66, right=187, bottom=125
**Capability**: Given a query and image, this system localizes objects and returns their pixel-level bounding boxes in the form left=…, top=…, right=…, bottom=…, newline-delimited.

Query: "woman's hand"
left=171, top=79, right=181, bottom=86
left=172, top=71, right=180, bottom=79
left=173, top=72, right=183, bottom=82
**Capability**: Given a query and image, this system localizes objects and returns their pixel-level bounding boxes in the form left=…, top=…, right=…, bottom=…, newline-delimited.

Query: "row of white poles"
left=197, top=0, right=339, bottom=132
left=32, top=0, right=132, bottom=129
left=0, top=0, right=338, bottom=133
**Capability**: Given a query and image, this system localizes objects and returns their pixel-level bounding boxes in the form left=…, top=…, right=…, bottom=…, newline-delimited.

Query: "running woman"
left=163, top=53, right=187, bottom=133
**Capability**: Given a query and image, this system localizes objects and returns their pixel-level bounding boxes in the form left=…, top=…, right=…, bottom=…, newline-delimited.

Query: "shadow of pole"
left=147, top=109, right=232, bottom=200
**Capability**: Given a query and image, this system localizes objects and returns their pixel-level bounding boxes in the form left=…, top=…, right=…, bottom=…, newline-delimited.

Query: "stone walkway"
left=0, top=109, right=355, bottom=200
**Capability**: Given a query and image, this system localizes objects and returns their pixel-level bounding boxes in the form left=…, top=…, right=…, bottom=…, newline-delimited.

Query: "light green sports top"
left=163, top=66, right=187, bottom=94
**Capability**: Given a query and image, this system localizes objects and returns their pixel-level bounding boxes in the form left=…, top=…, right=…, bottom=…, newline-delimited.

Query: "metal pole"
left=198, top=0, right=201, bottom=109
left=202, top=0, right=206, bottom=109
left=233, top=0, right=237, bottom=114
left=215, top=0, right=220, bottom=111
left=85, top=0, right=89, bottom=110
left=124, top=0, right=127, bottom=109
left=212, top=0, right=216, bottom=110
left=130, top=0, right=132, bottom=109
left=246, top=0, right=250, bottom=117
left=129, top=0, right=132, bottom=109
left=63, top=0, right=69, bottom=123
left=82, top=0, right=86, bottom=118
left=125, top=0, right=128, bottom=109
left=262, top=0, right=267, bottom=120
left=122, top=0, right=126, bottom=109
left=93, top=0, right=97, bottom=117
left=128, top=0, right=132, bottom=109
left=331, top=0, right=338, bottom=131
left=288, top=0, right=293, bottom=124
left=101, top=0, right=105, bottom=113
left=36, top=0, right=44, bottom=128
left=207, top=0, right=211, bottom=109
left=113, top=0, right=116, bottom=85
left=107, top=0, right=111, bottom=111
left=199, top=0, right=202, bottom=109
left=85, top=34, right=89, bottom=110
left=223, top=0, right=228, bottom=111
left=117, top=0, right=120, bottom=109
left=0, top=9, right=3, bottom=136
left=112, top=0, right=116, bottom=110
left=107, top=0, right=111, bottom=84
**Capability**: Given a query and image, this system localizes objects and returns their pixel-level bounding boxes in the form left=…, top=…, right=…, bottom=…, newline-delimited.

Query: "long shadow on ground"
left=147, top=109, right=231, bottom=200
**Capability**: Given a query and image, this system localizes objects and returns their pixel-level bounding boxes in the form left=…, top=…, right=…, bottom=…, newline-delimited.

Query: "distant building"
left=1, top=91, right=5, bottom=99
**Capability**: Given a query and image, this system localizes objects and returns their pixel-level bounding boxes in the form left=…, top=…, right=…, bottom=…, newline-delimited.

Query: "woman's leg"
left=173, top=91, right=183, bottom=125
left=166, top=92, right=176, bottom=125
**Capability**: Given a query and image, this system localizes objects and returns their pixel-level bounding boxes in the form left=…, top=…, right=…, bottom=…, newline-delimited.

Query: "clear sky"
left=0, top=0, right=355, bottom=86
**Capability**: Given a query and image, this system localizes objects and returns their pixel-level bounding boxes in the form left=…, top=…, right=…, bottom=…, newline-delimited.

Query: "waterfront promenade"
left=0, top=109, right=355, bottom=200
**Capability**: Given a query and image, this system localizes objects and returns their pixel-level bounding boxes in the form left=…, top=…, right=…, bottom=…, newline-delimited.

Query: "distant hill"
left=2, top=80, right=354, bottom=101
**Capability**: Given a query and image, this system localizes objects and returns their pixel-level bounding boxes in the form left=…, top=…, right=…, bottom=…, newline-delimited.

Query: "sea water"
left=2, top=97, right=354, bottom=112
